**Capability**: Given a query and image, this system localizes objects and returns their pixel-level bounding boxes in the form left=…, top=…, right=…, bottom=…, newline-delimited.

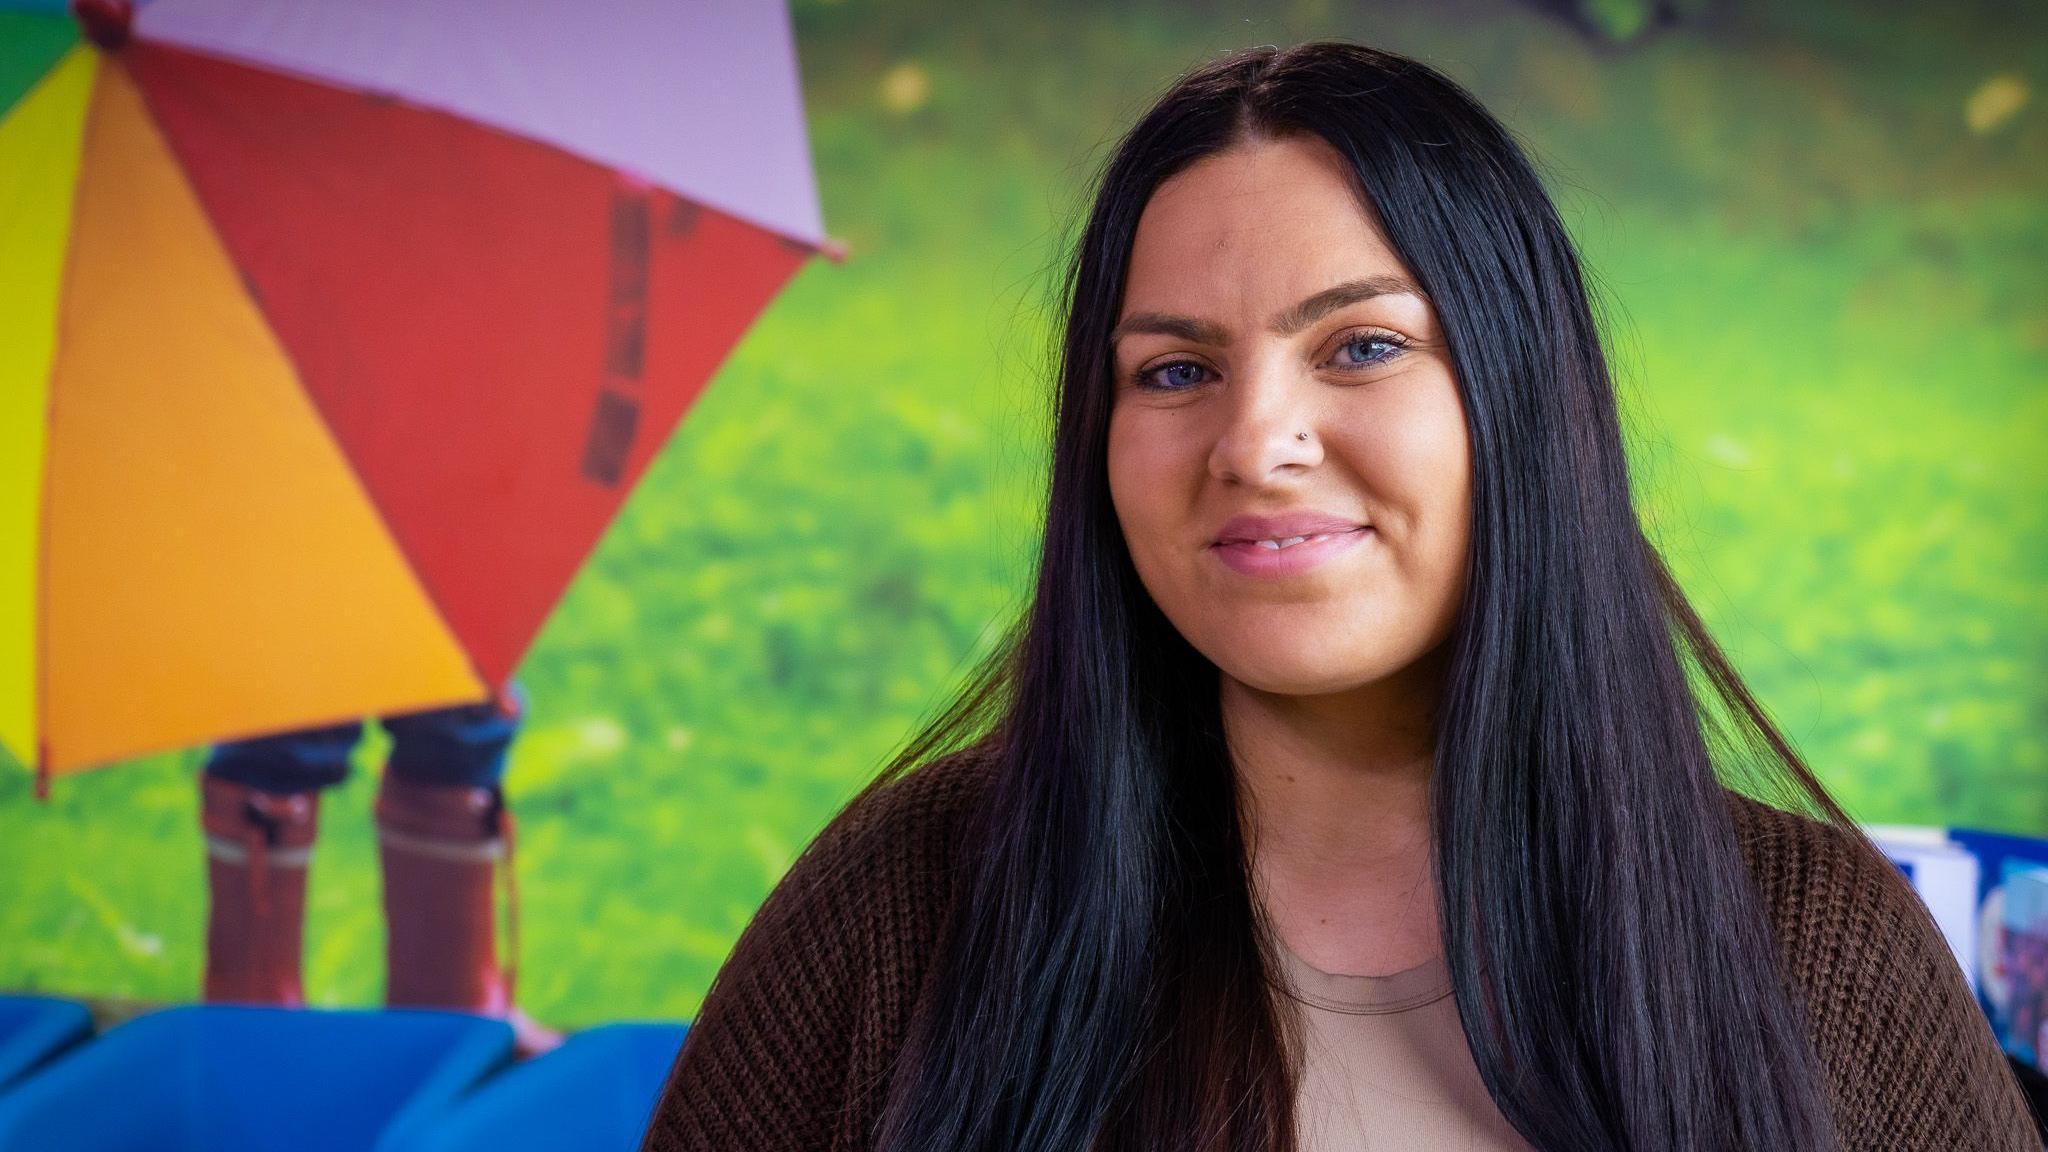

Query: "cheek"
left=1361, top=385, right=1471, bottom=572
left=1106, top=412, right=1194, bottom=579
left=1106, top=413, right=1161, bottom=543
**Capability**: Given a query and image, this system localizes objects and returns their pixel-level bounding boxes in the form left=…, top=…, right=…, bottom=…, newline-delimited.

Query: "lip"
left=1212, top=511, right=1368, bottom=545
left=1208, top=525, right=1372, bottom=577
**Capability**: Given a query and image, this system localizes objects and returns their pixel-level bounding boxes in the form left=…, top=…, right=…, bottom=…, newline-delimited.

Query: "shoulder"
left=1724, top=789, right=2040, bottom=1149
left=743, top=742, right=999, bottom=929
left=699, top=742, right=996, bottom=976
left=793, top=740, right=1000, bottom=904
left=1725, top=788, right=1907, bottom=939
left=707, top=738, right=999, bottom=1010
left=641, top=743, right=998, bottom=1152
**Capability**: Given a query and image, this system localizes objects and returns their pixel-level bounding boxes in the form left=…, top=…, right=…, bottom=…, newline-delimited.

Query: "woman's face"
left=1107, top=133, right=1471, bottom=697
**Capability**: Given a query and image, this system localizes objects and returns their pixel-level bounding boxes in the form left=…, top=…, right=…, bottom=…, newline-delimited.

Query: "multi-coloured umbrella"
left=1, top=0, right=833, bottom=788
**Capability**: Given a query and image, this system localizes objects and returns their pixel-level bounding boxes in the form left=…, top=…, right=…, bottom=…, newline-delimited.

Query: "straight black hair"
left=858, top=39, right=1858, bottom=1151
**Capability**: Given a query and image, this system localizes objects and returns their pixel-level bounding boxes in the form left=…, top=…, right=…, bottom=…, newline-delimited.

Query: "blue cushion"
left=0, top=995, right=93, bottom=1091
left=0, top=1004, right=513, bottom=1152
left=387, top=1021, right=687, bottom=1152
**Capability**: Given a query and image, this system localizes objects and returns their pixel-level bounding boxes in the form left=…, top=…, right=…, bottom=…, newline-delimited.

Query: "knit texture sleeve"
left=639, top=747, right=994, bottom=1152
left=1730, top=792, right=2044, bottom=1150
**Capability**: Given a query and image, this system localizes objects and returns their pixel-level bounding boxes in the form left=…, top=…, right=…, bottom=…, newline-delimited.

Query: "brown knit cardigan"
left=640, top=748, right=2041, bottom=1151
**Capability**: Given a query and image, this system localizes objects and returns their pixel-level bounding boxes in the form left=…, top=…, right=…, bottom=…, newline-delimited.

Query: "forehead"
left=1125, top=134, right=1402, bottom=306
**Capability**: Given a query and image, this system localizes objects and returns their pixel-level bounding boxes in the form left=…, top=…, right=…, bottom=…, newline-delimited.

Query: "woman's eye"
left=1331, top=332, right=1407, bottom=368
left=1132, top=333, right=1406, bottom=392
left=1135, top=360, right=1212, bottom=392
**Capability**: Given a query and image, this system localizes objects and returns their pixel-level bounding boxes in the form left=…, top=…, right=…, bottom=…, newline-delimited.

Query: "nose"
left=1206, top=354, right=1321, bottom=486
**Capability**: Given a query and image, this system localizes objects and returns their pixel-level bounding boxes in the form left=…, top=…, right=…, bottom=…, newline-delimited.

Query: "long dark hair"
left=857, top=39, right=1858, bottom=1151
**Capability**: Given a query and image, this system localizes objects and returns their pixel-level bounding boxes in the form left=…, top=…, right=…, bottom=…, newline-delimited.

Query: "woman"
left=641, top=40, right=2037, bottom=1151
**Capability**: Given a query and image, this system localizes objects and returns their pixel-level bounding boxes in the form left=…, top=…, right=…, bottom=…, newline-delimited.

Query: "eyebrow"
left=1110, top=274, right=1423, bottom=347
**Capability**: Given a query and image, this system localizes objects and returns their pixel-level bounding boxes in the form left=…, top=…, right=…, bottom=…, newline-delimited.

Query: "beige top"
left=1272, top=938, right=1535, bottom=1152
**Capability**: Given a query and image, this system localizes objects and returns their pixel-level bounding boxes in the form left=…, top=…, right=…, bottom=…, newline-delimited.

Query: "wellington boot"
left=375, top=775, right=562, bottom=1055
left=199, top=775, right=319, bottom=1006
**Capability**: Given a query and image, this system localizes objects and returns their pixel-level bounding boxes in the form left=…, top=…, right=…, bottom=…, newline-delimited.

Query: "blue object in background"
left=1950, top=827, right=2048, bottom=1068
left=0, top=996, right=92, bottom=1093
left=0, top=1005, right=513, bottom=1152
left=387, top=1021, right=686, bottom=1152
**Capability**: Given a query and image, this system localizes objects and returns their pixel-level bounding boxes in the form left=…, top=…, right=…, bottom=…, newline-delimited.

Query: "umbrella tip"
left=71, top=0, right=134, bottom=50
left=818, top=236, right=851, bottom=264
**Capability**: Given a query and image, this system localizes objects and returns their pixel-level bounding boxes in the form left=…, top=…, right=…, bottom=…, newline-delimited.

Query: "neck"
left=1223, top=642, right=1447, bottom=976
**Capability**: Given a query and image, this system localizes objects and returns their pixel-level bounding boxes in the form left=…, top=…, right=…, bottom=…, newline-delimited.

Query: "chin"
left=1207, top=643, right=1406, bottom=698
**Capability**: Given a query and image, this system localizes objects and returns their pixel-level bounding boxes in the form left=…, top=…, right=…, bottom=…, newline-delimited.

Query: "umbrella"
left=0, top=0, right=835, bottom=790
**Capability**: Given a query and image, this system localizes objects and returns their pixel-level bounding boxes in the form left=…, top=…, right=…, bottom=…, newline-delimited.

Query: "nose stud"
left=1296, top=431, right=1309, bottom=440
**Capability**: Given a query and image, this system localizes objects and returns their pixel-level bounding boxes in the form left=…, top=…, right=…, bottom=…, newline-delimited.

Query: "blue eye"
left=1133, top=360, right=1213, bottom=392
left=1129, top=330, right=1409, bottom=393
left=1332, top=331, right=1409, bottom=368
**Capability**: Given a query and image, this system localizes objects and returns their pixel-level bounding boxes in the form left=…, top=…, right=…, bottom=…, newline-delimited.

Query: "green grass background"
left=2, top=0, right=2043, bottom=1028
